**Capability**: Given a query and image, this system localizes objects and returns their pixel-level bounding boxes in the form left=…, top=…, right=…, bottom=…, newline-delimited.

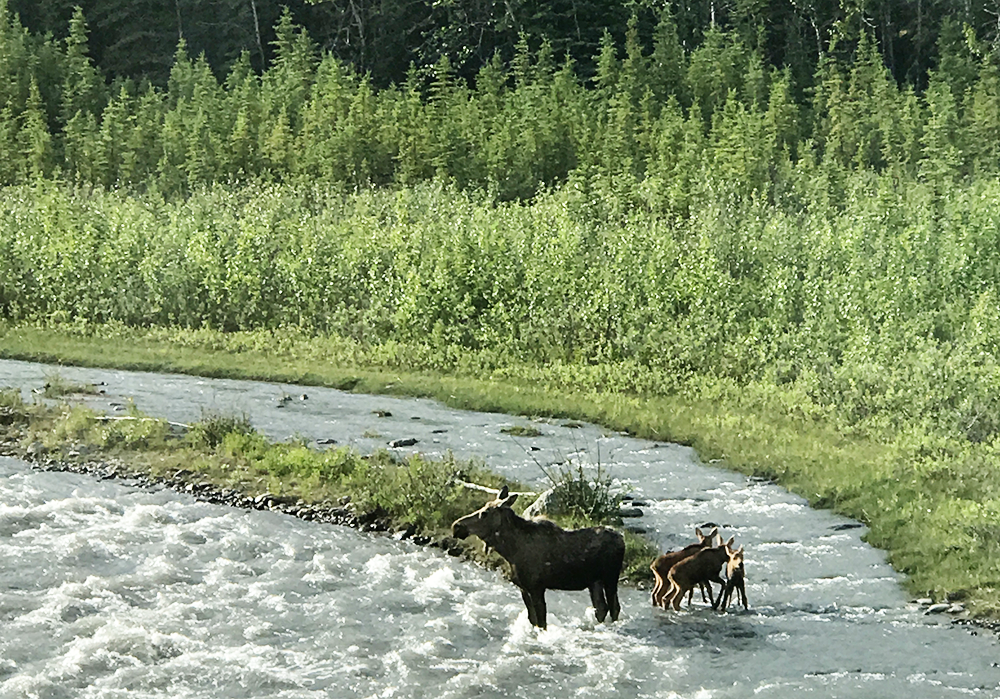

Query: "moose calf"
left=720, top=544, right=748, bottom=611
left=650, top=527, right=717, bottom=609
left=663, top=536, right=735, bottom=611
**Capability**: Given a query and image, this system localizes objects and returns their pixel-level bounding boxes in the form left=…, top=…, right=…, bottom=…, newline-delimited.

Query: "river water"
left=1, top=358, right=998, bottom=698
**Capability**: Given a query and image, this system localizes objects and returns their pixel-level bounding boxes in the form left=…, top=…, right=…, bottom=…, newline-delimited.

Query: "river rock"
left=925, top=603, right=952, bottom=614
left=523, top=485, right=587, bottom=518
left=619, top=506, right=644, bottom=518
left=389, top=438, right=418, bottom=448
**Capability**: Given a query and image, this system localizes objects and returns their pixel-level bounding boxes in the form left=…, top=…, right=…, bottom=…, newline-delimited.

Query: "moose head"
left=451, top=485, right=518, bottom=543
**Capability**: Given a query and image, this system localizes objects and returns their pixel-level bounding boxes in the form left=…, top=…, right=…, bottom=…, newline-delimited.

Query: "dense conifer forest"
left=4, top=0, right=1000, bottom=607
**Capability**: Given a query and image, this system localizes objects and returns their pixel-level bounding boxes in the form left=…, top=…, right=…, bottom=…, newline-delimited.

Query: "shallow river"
left=1, top=359, right=999, bottom=698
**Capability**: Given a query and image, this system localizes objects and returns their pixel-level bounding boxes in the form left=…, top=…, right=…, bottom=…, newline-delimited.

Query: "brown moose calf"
left=650, top=527, right=718, bottom=608
left=720, top=544, right=748, bottom=611
left=663, top=536, right=735, bottom=611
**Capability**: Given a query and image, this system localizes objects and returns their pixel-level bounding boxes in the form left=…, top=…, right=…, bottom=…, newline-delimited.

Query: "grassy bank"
left=6, top=322, right=999, bottom=617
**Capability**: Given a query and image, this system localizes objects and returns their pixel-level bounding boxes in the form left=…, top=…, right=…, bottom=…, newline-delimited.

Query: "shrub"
left=188, top=410, right=255, bottom=449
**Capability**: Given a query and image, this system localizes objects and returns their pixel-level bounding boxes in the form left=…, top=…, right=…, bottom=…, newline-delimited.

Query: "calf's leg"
left=737, top=579, right=748, bottom=609
left=651, top=571, right=666, bottom=607
left=720, top=581, right=733, bottom=611
left=670, top=582, right=692, bottom=611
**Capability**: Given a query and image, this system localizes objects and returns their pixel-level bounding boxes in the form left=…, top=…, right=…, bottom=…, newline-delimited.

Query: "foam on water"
left=3, top=360, right=1000, bottom=698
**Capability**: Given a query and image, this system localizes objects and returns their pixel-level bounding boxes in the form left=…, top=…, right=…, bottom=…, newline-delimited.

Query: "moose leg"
left=703, top=582, right=716, bottom=609
left=708, top=574, right=725, bottom=609
left=533, top=590, right=547, bottom=630
left=651, top=572, right=665, bottom=607
left=671, top=583, right=691, bottom=611
left=662, top=580, right=677, bottom=610
left=720, top=580, right=733, bottom=611
left=589, top=581, right=609, bottom=622
left=604, top=578, right=621, bottom=622
left=737, top=579, right=748, bottom=609
left=520, top=589, right=539, bottom=627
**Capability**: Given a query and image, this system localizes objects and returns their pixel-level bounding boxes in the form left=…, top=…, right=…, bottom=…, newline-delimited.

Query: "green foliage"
left=187, top=410, right=254, bottom=449
left=41, top=371, right=97, bottom=398
left=541, top=462, right=621, bottom=525
left=0, top=387, right=24, bottom=409
left=95, top=413, right=170, bottom=450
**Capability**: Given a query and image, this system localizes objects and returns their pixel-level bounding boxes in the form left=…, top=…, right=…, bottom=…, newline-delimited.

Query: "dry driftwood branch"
left=456, top=480, right=536, bottom=497
left=96, top=415, right=191, bottom=429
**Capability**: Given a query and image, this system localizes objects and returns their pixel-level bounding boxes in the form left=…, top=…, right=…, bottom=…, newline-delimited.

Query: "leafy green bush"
left=41, top=372, right=97, bottom=398
left=542, top=463, right=622, bottom=525
left=188, top=410, right=255, bottom=449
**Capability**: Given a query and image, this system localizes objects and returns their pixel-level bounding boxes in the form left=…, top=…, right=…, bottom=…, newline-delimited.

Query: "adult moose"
left=451, top=486, right=625, bottom=629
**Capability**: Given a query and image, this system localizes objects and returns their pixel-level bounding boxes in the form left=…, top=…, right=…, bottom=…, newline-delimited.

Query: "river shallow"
left=1, top=359, right=999, bottom=698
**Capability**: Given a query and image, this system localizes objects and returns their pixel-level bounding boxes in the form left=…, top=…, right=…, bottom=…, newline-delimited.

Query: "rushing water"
left=1, top=359, right=999, bottom=699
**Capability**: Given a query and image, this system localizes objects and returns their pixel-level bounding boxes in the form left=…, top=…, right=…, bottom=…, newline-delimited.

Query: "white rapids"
left=1, top=359, right=999, bottom=698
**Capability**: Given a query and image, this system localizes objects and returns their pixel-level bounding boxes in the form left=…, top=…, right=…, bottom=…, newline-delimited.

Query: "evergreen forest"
left=4, top=0, right=1000, bottom=607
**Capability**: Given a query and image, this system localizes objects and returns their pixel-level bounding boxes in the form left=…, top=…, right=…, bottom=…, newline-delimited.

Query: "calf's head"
left=695, top=526, right=719, bottom=546
left=452, top=486, right=519, bottom=542
left=726, top=544, right=745, bottom=578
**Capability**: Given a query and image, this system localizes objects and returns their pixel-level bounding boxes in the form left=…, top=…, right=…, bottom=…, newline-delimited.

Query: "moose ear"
left=500, top=492, right=519, bottom=508
left=725, top=536, right=735, bottom=548
left=496, top=485, right=509, bottom=500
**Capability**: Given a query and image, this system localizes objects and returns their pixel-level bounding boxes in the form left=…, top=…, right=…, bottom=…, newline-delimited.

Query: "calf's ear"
left=497, top=485, right=510, bottom=500
left=500, top=492, right=519, bottom=508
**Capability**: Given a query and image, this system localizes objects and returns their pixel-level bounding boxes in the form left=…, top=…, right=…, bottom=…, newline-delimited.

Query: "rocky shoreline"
left=0, top=438, right=469, bottom=556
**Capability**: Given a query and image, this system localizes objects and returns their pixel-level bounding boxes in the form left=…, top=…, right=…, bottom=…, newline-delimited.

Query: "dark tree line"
left=9, top=0, right=1000, bottom=89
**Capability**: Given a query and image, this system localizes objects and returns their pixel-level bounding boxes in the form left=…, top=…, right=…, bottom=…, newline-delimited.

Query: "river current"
left=1, top=358, right=998, bottom=698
